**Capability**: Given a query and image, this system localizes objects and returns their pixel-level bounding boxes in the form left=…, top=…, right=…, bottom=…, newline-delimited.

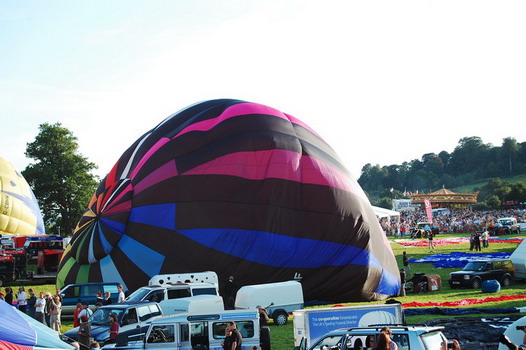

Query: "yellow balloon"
left=0, top=157, right=45, bottom=236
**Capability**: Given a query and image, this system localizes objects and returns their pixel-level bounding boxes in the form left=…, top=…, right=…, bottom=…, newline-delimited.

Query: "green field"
left=12, top=232, right=526, bottom=350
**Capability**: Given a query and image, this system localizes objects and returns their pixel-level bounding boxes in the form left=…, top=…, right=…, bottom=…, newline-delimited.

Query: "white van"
left=235, top=280, right=304, bottom=325
left=125, top=283, right=223, bottom=316
left=108, top=309, right=270, bottom=350
left=510, top=238, right=526, bottom=280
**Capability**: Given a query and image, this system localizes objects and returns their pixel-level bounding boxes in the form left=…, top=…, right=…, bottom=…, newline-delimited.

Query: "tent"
left=0, top=300, right=74, bottom=350
left=510, top=238, right=526, bottom=279
left=372, top=206, right=401, bottom=221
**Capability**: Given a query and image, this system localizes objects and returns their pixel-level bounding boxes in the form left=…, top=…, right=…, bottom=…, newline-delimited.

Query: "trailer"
left=293, top=303, right=404, bottom=348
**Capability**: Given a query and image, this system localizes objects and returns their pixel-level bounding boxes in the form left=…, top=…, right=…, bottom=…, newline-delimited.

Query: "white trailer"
left=293, top=303, right=404, bottom=348
left=235, top=280, right=304, bottom=325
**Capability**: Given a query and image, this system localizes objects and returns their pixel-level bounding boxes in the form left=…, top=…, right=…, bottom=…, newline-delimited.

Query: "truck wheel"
left=260, top=326, right=271, bottom=350
left=273, top=311, right=288, bottom=326
left=502, top=275, right=512, bottom=287
left=472, top=278, right=481, bottom=289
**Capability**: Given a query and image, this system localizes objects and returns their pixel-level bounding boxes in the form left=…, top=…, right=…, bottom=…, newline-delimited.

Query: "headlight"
left=463, top=275, right=471, bottom=280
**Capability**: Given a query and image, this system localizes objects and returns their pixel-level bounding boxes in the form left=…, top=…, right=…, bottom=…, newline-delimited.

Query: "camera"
left=447, top=342, right=455, bottom=349
left=517, top=326, right=526, bottom=331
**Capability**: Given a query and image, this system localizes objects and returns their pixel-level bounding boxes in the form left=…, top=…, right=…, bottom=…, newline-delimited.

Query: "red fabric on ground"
left=397, top=237, right=523, bottom=247
left=403, top=294, right=526, bottom=308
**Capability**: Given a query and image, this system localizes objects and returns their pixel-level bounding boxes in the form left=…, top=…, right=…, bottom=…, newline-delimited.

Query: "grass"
left=13, top=232, right=526, bottom=350
left=452, top=174, right=526, bottom=193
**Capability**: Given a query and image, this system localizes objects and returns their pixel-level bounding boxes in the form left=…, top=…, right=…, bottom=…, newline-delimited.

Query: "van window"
left=123, top=308, right=138, bottom=325
left=137, top=305, right=152, bottom=321
left=180, top=324, right=189, bottom=342
left=62, top=286, right=79, bottom=298
left=103, top=284, right=119, bottom=294
left=190, top=322, right=209, bottom=349
left=146, top=290, right=165, bottom=303
left=212, top=322, right=254, bottom=339
left=80, top=284, right=101, bottom=297
left=147, top=325, right=175, bottom=343
left=192, top=287, right=217, bottom=296
left=148, top=304, right=162, bottom=318
left=167, top=288, right=191, bottom=299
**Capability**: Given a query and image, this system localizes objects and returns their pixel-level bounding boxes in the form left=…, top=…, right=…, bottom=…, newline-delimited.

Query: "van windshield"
left=126, top=287, right=151, bottom=301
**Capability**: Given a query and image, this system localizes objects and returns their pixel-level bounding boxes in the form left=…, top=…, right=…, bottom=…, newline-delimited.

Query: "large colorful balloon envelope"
left=57, top=99, right=400, bottom=302
left=0, top=157, right=45, bottom=236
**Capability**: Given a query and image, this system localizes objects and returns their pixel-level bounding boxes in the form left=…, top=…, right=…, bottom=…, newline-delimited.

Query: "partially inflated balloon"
left=0, top=157, right=45, bottom=236
left=57, top=99, right=399, bottom=302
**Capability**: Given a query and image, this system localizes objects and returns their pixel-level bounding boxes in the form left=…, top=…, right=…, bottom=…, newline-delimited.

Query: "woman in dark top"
left=4, top=287, right=13, bottom=305
left=77, top=315, right=91, bottom=350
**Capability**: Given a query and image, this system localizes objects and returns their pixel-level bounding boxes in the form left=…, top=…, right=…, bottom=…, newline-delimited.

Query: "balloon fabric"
left=57, top=99, right=400, bottom=302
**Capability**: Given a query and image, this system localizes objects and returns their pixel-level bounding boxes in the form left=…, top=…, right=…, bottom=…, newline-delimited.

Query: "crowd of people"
left=0, top=284, right=126, bottom=350
left=380, top=208, right=526, bottom=236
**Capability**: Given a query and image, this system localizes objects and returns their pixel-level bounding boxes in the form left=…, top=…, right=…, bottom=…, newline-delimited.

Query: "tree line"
left=358, top=136, right=526, bottom=209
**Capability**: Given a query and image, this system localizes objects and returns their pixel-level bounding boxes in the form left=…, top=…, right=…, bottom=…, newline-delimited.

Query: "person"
left=55, top=288, right=63, bottom=303
left=90, top=341, right=100, bottom=349
left=257, top=305, right=270, bottom=328
left=26, top=288, right=37, bottom=318
left=399, top=269, right=406, bottom=297
left=73, top=303, right=83, bottom=328
left=5, top=287, right=13, bottom=305
left=70, top=341, right=80, bottom=350
left=117, top=285, right=125, bottom=303
left=96, top=292, right=104, bottom=304
left=365, top=335, right=376, bottom=349
left=474, top=232, right=481, bottom=251
left=17, top=286, right=27, bottom=313
left=380, top=327, right=398, bottom=350
left=78, top=301, right=93, bottom=319
left=103, top=291, right=113, bottom=305
left=469, top=233, right=475, bottom=251
left=224, top=276, right=238, bottom=309
left=227, top=321, right=242, bottom=350
left=402, top=252, right=411, bottom=278
left=522, top=327, right=526, bottom=348
left=44, top=292, right=55, bottom=327
left=49, top=295, right=62, bottom=332
left=35, top=292, right=46, bottom=324
left=77, top=314, right=91, bottom=350
left=427, top=230, right=434, bottom=249
left=375, top=333, right=391, bottom=350
left=221, top=328, right=233, bottom=350
left=482, top=230, right=490, bottom=248
left=108, top=313, right=120, bottom=343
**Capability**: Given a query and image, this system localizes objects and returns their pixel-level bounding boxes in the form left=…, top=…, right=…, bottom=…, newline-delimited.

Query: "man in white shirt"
left=78, top=301, right=93, bottom=319
left=35, top=292, right=46, bottom=324
left=118, top=285, right=125, bottom=303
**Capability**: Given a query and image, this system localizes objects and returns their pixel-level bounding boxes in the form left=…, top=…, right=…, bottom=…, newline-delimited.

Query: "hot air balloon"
left=0, top=157, right=45, bottom=236
left=57, top=99, right=400, bottom=302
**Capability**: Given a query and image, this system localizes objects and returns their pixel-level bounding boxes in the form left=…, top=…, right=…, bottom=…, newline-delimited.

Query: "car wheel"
left=472, top=278, right=481, bottom=289
left=0, top=276, right=5, bottom=287
left=260, top=327, right=271, bottom=350
left=273, top=311, right=289, bottom=326
left=502, top=276, right=512, bottom=287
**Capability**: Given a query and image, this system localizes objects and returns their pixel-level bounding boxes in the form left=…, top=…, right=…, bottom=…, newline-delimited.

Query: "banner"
left=424, top=198, right=433, bottom=223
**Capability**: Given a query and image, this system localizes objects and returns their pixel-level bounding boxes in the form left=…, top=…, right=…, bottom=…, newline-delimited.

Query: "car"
left=448, top=259, right=515, bottom=289
left=296, top=325, right=450, bottom=350
left=62, top=301, right=163, bottom=347
left=60, top=282, right=123, bottom=316
left=496, top=217, right=521, bottom=234
left=410, top=222, right=439, bottom=238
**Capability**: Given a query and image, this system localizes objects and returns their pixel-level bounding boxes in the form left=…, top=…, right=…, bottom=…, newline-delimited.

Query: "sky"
left=1, top=1, right=525, bottom=180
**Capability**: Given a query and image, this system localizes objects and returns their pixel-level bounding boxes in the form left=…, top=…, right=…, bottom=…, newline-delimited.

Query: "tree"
left=22, top=123, right=99, bottom=236
left=501, top=137, right=520, bottom=175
